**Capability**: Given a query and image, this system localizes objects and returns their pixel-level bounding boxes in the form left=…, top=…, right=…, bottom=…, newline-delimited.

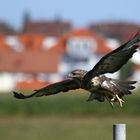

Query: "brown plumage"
left=13, top=30, right=140, bottom=107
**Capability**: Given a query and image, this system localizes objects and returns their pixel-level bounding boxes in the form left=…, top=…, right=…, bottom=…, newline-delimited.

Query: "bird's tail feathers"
left=112, top=79, right=137, bottom=95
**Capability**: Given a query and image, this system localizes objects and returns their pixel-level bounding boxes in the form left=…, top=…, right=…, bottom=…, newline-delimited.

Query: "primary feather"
left=13, top=79, right=81, bottom=99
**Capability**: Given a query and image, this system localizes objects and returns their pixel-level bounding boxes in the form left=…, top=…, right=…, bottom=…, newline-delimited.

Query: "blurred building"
left=22, top=13, right=72, bottom=37
left=0, top=21, right=16, bottom=34
left=0, top=19, right=140, bottom=92
left=89, top=22, right=139, bottom=42
left=89, top=22, right=140, bottom=88
left=0, top=28, right=120, bottom=91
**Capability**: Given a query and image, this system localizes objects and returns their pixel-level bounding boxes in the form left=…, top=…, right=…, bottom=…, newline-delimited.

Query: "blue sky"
left=0, top=0, right=140, bottom=29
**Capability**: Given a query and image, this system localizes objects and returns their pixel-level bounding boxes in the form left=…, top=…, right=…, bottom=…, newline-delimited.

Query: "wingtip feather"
left=13, top=91, right=31, bottom=99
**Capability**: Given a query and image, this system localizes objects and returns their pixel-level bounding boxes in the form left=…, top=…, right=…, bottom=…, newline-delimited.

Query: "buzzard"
left=13, top=30, right=140, bottom=107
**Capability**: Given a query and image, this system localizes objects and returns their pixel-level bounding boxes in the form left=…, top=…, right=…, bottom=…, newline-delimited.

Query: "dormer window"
left=66, top=37, right=97, bottom=59
left=5, top=36, right=24, bottom=52
left=42, top=37, right=58, bottom=50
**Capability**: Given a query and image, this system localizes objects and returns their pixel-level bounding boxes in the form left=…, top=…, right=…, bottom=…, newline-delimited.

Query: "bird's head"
left=68, top=69, right=87, bottom=79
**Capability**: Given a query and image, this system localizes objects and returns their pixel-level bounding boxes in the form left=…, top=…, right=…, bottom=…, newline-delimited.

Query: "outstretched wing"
left=13, top=79, right=80, bottom=99
left=84, top=30, right=140, bottom=82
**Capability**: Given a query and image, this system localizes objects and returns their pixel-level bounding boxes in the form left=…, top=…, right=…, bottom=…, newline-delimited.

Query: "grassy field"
left=0, top=90, right=140, bottom=116
left=0, top=90, right=140, bottom=140
left=0, top=116, right=140, bottom=140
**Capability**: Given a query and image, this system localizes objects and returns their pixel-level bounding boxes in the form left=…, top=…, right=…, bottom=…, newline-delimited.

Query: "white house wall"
left=0, top=73, right=16, bottom=92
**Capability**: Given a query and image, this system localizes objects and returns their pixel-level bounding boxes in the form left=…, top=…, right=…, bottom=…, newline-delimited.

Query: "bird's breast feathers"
left=88, top=76, right=101, bottom=91
left=88, top=76, right=117, bottom=92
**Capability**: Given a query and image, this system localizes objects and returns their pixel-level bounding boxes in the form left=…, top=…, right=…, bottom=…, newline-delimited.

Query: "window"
left=5, top=36, right=24, bottom=52
left=66, top=36, right=97, bottom=59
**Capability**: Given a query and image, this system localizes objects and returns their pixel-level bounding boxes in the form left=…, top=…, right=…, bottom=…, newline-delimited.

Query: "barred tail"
left=112, top=79, right=137, bottom=96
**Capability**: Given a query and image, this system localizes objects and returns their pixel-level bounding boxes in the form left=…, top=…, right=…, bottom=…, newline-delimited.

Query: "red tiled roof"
left=89, top=21, right=139, bottom=42
left=59, top=28, right=111, bottom=54
left=19, top=34, right=44, bottom=50
left=0, top=29, right=111, bottom=54
left=0, top=35, right=11, bottom=50
left=16, top=81, right=49, bottom=90
left=23, top=20, right=72, bottom=36
left=0, top=28, right=112, bottom=74
left=0, top=50, right=59, bottom=73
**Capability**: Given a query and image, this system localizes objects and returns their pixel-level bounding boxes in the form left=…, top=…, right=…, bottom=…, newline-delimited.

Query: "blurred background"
left=0, top=0, right=140, bottom=140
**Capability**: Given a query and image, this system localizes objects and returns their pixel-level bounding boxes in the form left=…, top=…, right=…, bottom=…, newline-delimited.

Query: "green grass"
left=0, top=116, right=140, bottom=140
left=0, top=90, right=140, bottom=140
left=0, top=90, right=140, bottom=116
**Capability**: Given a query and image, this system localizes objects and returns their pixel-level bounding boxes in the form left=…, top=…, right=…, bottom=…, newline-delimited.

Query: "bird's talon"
left=115, top=95, right=125, bottom=107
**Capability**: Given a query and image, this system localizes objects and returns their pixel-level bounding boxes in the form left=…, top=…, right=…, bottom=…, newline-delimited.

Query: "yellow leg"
left=105, top=96, right=114, bottom=108
left=115, top=94, right=125, bottom=107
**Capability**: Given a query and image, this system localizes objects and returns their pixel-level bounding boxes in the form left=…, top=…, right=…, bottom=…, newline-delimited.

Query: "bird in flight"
left=13, top=30, right=140, bottom=107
